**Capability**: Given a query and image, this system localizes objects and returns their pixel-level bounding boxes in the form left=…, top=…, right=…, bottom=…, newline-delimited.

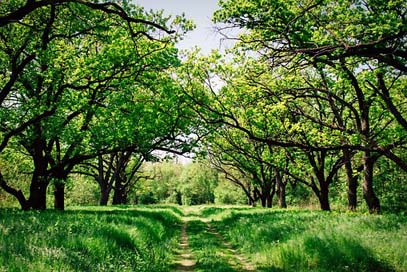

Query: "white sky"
left=133, top=0, right=226, bottom=54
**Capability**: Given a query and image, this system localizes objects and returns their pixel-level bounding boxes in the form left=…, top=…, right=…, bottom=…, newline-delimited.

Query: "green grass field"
left=202, top=207, right=407, bottom=271
left=0, top=206, right=182, bottom=272
left=0, top=205, right=406, bottom=272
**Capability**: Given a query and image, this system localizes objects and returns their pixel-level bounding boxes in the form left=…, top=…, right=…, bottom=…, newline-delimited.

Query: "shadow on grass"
left=214, top=210, right=396, bottom=272
left=98, top=225, right=139, bottom=251
left=214, top=211, right=313, bottom=246
left=256, top=235, right=396, bottom=272
left=64, top=208, right=181, bottom=228
left=301, top=235, right=395, bottom=272
left=0, top=207, right=182, bottom=272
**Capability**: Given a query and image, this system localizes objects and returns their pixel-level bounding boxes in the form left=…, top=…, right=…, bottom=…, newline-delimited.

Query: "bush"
left=214, top=180, right=247, bottom=205
left=138, top=192, right=158, bottom=204
left=65, top=175, right=99, bottom=206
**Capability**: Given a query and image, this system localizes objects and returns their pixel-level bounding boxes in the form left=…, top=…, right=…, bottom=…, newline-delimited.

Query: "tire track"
left=205, top=222, right=256, bottom=271
left=173, top=221, right=196, bottom=271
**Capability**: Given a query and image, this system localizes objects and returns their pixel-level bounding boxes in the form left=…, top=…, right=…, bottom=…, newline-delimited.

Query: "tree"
left=178, top=161, right=218, bottom=205
left=75, top=152, right=144, bottom=206
left=208, top=127, right=279, bottom=208
left=136, top=161, right=183, bottom=204
left=210, top=0, right=407, bottom=213
left=0, top=0, right=194, bottom=210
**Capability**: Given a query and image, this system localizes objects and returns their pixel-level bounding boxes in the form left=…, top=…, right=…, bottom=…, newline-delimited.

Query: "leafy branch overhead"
left=0, top=0, right=196, bottom=210
left=179, top=0, right=407, bottom=213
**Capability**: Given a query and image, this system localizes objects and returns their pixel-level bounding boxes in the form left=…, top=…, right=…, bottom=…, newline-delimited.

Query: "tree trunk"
left=266, top=181, right=276, bottom=208
left=112, top=187, right=127, bottom=205
left=100, top=187, right=110, bottom=206
left=112, top=175, right=128, bottom=205
left=54, top=181, right=65, bottom=210
left=277, top=183, right=287, bottom=208
left=247, top=185, right=256, bottom=206
left=313, top=183, right=330, bottom=211
left=239, top=183, right=255, bottom=206
left=319, top=184, right=331, bottom=211
left=28, top=175, right=48, bottom=210
left=276, top=170, right=287, bottom=208
left=260, top=195, right=266, bottom=207
left=253, top=187, right=260, bottom=205
left=266, top=193, right=273, bottom=208
left=362, top=151, right=381, bottom=213
left=343, top=149, right=357, bottom=211
left=347, top=173, right=358, bottom=211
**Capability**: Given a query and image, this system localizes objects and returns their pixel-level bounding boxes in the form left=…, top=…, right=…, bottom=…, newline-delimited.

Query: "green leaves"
left=0, top=0, right=201, bottom=209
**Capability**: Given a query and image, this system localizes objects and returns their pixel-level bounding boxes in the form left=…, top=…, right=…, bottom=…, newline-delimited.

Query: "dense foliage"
left=178, top=0, right=407, bottom=213
left=0, top=0, right=406, bottom=214
left=0, top=0, right=196, bottom=210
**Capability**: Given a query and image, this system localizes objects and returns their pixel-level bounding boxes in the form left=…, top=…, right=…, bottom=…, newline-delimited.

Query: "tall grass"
left=187, top=219, right=239, bottom=272
left=207, top=208, right=407, bottom=272
left=0, top=206, right=182, bottom=272
left=1, top=205, right=406, bottom=271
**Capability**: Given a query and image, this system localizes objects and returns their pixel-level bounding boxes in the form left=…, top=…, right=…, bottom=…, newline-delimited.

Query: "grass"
left=0, top=205, right=406, bottom=272
left=201, top=207, right=407, bottom=272
left=0, top=206, right=182, bottom=272
left=187, top=219, right=242, bottom=272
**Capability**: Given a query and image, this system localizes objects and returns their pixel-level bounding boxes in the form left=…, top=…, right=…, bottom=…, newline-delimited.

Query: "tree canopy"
left=0, top=0, right=406, bottom=213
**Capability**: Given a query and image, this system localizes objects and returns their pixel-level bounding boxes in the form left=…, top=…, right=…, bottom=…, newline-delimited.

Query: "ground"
left=0, top=205, right=406, bottom=271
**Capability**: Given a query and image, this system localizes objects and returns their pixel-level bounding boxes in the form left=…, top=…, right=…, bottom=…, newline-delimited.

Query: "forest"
left=0, top=0, right=406, bottom=271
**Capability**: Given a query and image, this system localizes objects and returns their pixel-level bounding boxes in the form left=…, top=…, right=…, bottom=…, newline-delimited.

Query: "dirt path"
left=173, top=208, right=255, bottom=272
left=205, top=222, right=256, bottom=271
left=173, top=221, right=196, bottom=271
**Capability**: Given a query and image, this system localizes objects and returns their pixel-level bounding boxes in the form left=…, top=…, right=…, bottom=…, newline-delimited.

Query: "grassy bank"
left=0, top=206, right=181, bottom=272
left=200, top=207, right=407, bottom=272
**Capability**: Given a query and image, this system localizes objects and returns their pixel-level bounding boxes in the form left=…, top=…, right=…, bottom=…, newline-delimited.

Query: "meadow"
left=0, top=206, right=182, bottom=272
left=201, top=207, right=407, bottom=271
left=0, top=205, right=406, bottom=272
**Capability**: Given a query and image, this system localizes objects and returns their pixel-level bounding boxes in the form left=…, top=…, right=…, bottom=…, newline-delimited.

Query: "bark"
left=266, top=193, right=273, bottom=208
left=28, top=175, right=48, bottom=210
left=377, top=73, right=407, bottom=130
left=260, top=195, right=266, bottom=207
left=276, top=170, right=287, bottom=208
left=54, top=182, right=65, bottom=210
left=341, top=61, right=381, bottom=213
left=0, top=172, right=29, bottom=210
left=347, top=173, right=358, bottom=211
left=362, top=151, right=381, bottom=213
left=260, top=182, right=273, bottom=208
left=343, top=149, right=358, bottom=211
left=278, top=183, right=287, bottom=208
left=26, top=125, right=50, bottom=210
left=319, top=183, right=331, bottom=211
left=112, top=180, right=127, bottom=205
left=99, top=188, right=110, bottom=206
left=306, top=151, right=332, bottom=211
left=266, top=181, right=276, bottom=208
left=253, top=187, right=260, bottom=203
left=97, top=154, right=112, bottom=206
left=238, top=182, right=255, bottom=206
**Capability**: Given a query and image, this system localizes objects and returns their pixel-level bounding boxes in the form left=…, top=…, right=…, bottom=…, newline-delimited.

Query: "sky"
left=133, top=0, right=226, bottom=54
